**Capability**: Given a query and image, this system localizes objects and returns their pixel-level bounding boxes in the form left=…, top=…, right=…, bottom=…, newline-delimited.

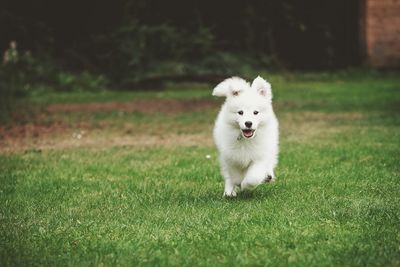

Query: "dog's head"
left=213, top=76, right=273, bottom=139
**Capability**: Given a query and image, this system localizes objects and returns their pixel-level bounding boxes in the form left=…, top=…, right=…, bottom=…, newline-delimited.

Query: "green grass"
left=1, top=71, right=400, bottom=266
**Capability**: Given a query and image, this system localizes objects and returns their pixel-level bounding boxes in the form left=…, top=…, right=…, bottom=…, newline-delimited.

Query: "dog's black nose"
left=245, top=121, right=252, bottom=128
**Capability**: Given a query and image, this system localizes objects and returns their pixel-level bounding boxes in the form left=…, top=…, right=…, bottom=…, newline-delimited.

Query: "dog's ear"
left=251, top=76, right=272, bottom=99
left=212, top=77, right=247, bottom=97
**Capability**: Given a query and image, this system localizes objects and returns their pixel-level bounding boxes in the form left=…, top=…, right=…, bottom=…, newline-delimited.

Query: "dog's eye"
left=253, top=111, right=259, bottom=115
left=238, top=110, right=244, bottom=115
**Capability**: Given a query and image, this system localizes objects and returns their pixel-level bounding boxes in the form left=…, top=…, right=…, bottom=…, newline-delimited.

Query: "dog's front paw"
left=263, top=170, right=276, bottom=183
left=263, top=174, right=276, bottom=183
left=223, top=190, right=237, bottom=198
left=240, top=181, right=258, bottom=191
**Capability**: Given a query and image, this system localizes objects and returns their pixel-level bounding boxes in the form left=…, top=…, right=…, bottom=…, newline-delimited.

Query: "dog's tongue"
left=243, top=129, right=254, bottom=138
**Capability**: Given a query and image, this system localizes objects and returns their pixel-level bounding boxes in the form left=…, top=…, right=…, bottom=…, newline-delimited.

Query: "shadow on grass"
left=180, top=183, right=281, bottom=203
left=234, top=185, right=279, bottom=201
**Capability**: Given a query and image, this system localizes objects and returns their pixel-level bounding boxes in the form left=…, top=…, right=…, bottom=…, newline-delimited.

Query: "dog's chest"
left=226, top=141, right=262, bottom=168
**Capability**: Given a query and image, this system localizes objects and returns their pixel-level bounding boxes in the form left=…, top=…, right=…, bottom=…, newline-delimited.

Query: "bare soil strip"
left=0, top=98, right=364, bottom=153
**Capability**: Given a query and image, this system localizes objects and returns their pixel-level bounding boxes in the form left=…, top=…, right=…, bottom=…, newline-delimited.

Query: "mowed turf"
left=1, top=71, right=399, bottom=266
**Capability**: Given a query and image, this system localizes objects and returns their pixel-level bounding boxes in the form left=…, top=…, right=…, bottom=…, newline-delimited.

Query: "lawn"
left=1, top=71, right=400, bottom=266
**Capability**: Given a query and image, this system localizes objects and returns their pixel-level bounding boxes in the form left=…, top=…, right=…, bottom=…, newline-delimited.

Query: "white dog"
left=213, top=76, right=279, bottom=197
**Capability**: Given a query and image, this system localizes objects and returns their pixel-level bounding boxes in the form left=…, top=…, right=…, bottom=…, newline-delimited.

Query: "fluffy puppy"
left=213, top=76, right=279, bottom=197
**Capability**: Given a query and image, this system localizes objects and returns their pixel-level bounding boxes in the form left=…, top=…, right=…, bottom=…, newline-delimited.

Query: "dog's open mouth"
left=241, top=129, right=255, bottom=138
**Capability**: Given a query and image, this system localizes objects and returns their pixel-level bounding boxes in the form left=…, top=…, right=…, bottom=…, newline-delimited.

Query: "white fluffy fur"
left=213, top=76, right=279, bottom=197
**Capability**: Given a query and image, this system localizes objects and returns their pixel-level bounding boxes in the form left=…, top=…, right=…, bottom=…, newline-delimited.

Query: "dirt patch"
left=279, top=111, right=365, bottom=143
left=0, top=99, right=365, bottom=153
left=46, top=99, right=219, bottom=113
left=0, top=98, right=219, bottom=152
left=0, top=130, right=213, bottom=153
left=280, top=111, right=364, bottom=122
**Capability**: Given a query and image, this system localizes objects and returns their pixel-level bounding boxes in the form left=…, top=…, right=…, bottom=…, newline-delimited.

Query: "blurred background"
left=0, top=0, right=399, bottom=118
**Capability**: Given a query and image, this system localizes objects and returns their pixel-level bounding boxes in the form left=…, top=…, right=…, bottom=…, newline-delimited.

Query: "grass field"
left=1, top=71, right=400, bottom=266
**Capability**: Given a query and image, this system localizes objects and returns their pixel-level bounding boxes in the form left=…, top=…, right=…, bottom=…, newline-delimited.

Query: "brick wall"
left=364, top=0, right=400, bottom=67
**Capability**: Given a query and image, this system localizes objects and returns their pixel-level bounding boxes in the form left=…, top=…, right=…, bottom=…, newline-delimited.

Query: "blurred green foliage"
left=0, top=0, right=377, bottom=122
left=0, top=42, right=109, bottom=122
left=1, top=0, right=360, bottom=83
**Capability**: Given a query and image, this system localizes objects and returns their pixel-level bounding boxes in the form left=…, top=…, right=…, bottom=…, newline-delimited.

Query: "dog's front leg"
left=223, top=179, right=237, bottom=197
left=220, top=160, right=241, bottom=197
left=241, top=161, right=269, bottom=190
left=264, top=168, right=275, bottom=183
